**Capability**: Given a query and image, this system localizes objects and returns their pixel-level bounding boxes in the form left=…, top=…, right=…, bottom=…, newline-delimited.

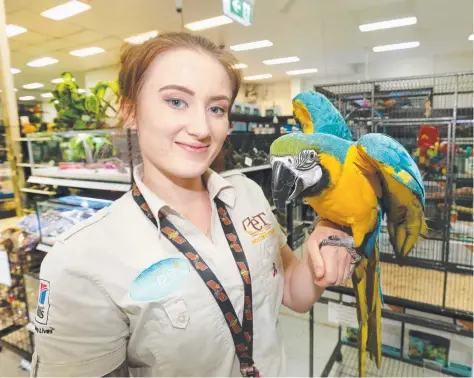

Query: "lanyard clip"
left=241, top=365, right=260, bottom=377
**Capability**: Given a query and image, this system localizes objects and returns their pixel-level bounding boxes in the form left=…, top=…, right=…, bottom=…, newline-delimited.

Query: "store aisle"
left=0, top=348, right=29, bottom=377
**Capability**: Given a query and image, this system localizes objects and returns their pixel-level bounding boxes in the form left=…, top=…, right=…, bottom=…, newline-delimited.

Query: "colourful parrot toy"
left=270, top=91, right=427, bottom=377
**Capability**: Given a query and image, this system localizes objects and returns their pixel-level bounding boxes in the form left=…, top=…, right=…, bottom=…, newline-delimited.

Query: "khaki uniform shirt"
left=32, top=165, right=288, bottom=377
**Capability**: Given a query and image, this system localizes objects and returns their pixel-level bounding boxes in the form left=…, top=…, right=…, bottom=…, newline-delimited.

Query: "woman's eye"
left=209, top=106, right=225, bottom=115
left=166, top=99, right=187, bottom=109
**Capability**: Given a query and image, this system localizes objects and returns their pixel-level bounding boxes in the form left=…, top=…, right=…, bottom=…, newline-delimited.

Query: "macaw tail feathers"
left=352, top=242, right=383, bottom=377
left=366, top=243, right=382, bottom=369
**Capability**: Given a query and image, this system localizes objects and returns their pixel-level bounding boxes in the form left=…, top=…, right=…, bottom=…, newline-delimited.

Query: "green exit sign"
left=223, top=0, right=254, bottom=26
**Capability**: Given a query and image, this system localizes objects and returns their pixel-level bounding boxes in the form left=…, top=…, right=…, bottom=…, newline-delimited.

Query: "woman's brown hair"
left=119, top=32, right=242, bottom=124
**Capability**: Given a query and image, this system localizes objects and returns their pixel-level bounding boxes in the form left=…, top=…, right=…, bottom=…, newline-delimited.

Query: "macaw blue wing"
left=292, top=91, right=353, bottom=141
left=357, top=133, right=425, bottom=205
left=355, top=133, right=427, bottom=259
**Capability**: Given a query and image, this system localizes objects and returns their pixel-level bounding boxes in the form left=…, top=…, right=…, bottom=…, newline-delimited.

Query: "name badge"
left=130, top=258, right=190, bottom=301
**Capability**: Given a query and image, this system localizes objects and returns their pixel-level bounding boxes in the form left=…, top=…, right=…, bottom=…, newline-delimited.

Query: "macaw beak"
left=271, top=161, right=305, bottom=213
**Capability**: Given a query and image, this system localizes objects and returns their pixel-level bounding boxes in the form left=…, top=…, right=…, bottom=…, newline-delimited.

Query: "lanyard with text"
left=131, top=183, right=260, bottom=377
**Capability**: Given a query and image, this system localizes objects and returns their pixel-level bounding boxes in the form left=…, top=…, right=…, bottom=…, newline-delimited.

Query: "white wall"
left=84, top=65, right=119, bottom=93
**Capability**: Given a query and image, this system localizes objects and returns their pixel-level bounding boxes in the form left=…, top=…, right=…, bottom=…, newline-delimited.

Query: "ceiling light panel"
left=70, top=47, right=105, bottom=57
left=359, top=17, right=417, bottom=32
left=124, top=30, right=158, bottom=44
left=263, top=56, right=300, bottom=65
left=373, top=41, right=420, bottom=52
left=41, top=93, right=54, bottom=98
left=11, top=68, right=21, bottom=74
left=6, top=24, right=27, bottom=37
left=230, top=40, right=273, bottom=51
left=19, top=96, right=35, bottom=101
left=286, top=68, right=318, bottom=75
left=244, top=74, right=272, bottom=81
left=77, top=89, right=86, bottom=93
left=469, top=34, right=474, bottom=41
left=185, top=16, right=232, bottom=31
left=27, top=57, right=59, bottom=67
left=41, top=1, right=91, bottom=20
left=23, top=83, right=44, bottom=89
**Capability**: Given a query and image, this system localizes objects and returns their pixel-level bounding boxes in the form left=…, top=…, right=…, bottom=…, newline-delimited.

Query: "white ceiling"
left=3, top=0, right=473, bottom=100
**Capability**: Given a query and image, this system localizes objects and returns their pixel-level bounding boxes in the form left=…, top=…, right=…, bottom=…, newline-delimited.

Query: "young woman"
left=32, top=32, right=354, bottom=377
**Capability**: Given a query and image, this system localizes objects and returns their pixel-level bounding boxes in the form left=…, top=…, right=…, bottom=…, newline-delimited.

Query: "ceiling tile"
left=61, top=30, right=106, bottom=45
left=10, top=31, right=51, bottom=44
left=7, top=10, right=84, bottom=38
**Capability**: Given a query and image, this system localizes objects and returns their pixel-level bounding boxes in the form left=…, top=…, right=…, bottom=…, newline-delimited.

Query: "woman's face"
left=132, top=48, right=232, bottom=179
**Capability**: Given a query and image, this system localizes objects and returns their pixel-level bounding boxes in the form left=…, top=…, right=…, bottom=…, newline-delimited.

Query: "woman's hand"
left=307, top=219, right=355, bottom=288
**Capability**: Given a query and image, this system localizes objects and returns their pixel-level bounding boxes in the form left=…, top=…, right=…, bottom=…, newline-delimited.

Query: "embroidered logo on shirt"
left=130, top=258, right=190, bottom=302
left=35, top=280, right=50, bottom=325
left=242, top=212, right=275, bottom=244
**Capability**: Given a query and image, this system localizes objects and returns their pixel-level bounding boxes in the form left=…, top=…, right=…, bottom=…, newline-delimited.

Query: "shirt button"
left=177, top=314, right=186, bottom=324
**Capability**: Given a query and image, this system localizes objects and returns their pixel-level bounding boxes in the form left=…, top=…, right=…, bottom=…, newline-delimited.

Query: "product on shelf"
left=26, top=129, right=131, bottom=183
left=34, top=196, right=113, bottom=245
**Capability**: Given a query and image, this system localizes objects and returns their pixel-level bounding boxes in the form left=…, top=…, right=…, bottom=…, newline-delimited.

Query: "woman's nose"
left=186, top=108, right=211, bottom=139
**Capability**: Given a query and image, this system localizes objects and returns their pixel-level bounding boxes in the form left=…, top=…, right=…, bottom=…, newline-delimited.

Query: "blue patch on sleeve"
left=130, top=258, right=190, bottom=302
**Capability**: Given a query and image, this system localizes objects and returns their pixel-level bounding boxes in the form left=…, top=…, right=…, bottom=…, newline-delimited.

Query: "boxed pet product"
left=264, top=106, right=281, bottom=117
left=404, top=309, right=472, bottom=377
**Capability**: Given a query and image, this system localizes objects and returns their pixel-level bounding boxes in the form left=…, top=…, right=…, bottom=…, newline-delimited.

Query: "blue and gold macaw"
left=270, top=91, right=427, bottom=377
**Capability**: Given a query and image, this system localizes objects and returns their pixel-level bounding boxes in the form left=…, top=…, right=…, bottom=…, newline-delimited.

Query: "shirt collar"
left=133, top=164, right=236, bottom=230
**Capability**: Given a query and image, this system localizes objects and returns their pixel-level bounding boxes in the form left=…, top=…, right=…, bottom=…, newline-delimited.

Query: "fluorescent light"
left=77, top=88, right=86, bottom=93
left=469, top=34, right=474, bottom=41
left=230, top=40, right=273, bottom=51
left=70, top=47, right=105, bottom=57
left=51, top=77, right=76, bottom=84
left=286, top=68, right=318, bottom=75
left=10, top=68, right=21, bottom=74
left=6, top=24, right=27, bottom=37
left=124, top=30, right=158, bottom=44
left=19, top=96, right=35, bottom=101
left=23, top=83, right=44, bottom=89
left=27, top=57, right=59, bottom=67
left=359, top=17, right=417, bottom=32
left=373, top=41, right=420, bottom=52
left=41, top=0, right=91, bottom=20
left=263, top=56, right=300, bottom=65
left=41, top=93, right=54, bottom=98
left=244, top=74, right=272, bottom=81
left=233, top=63, right=248, bottom=69
left=185, top=15, right=232, bottom=31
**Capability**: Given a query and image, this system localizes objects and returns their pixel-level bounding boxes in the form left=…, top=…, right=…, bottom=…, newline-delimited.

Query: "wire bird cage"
left=301, top=72, right=474, bottom=377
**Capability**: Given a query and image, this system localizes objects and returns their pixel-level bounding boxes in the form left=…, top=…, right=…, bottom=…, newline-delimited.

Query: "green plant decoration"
left=51, top=72, right=120, bottom=130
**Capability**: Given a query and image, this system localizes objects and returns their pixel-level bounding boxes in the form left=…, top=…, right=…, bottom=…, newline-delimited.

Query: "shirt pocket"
left=162, top=298, right=190, bottom=329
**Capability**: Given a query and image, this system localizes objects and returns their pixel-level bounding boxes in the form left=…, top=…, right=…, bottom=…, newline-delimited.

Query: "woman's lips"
left=175, top=142, right=209, bottom=153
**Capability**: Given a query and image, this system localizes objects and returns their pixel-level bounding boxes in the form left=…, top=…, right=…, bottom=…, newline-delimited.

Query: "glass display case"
left=36, top=196, right=113, bottom=245
left=26, top=129, right=132, bottom=183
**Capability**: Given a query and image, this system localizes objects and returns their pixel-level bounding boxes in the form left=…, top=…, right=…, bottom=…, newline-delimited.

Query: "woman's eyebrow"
left=158, top=84, right=195, bottom=95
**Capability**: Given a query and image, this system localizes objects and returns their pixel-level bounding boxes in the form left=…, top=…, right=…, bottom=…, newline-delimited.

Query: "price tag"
left=328, top=302, right=358, bottom=328
left=244, top=157, right=253, bottom=167
left=0, top=251, right=12, bottom=287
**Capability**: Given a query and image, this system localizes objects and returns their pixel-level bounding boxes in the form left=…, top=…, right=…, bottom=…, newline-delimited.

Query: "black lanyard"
left=132, top=183, right=260, bottom=377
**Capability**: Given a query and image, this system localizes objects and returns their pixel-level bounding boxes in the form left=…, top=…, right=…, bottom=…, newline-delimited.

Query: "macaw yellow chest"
left=304, top=147, right=380, bottom=246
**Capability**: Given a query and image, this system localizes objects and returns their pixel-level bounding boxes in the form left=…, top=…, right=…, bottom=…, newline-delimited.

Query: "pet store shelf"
left=223, top=164, right=271, bottom=175
left=27, top=176, right=132, bottom=192
left=21, top=188, right=56, bottom=196
left=36, top=243, right=52, bottom=253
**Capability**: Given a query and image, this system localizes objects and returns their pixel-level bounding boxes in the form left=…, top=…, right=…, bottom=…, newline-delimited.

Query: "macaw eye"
left=296, top=150, right=318, bottom=170
left=309, top=151, right=315, bottom=160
